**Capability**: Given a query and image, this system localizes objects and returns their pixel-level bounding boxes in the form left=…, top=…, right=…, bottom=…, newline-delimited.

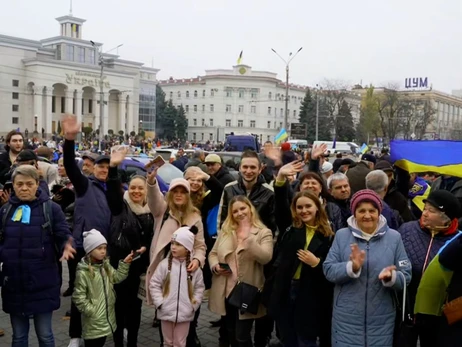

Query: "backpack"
left=206, top=205, right=220, bottom=237
left=0, top=200, right=58, bottom=256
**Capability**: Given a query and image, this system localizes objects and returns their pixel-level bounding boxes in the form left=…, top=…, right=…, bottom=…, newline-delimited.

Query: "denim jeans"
left=10, top=312, right=55, bottom=347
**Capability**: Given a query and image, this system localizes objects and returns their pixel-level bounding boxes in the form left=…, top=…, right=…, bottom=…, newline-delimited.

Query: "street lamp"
left=271, top=47, right=303, bottom=132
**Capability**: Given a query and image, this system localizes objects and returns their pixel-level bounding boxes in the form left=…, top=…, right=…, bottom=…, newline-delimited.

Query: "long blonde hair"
left=221, top=196, right=266, bottom=235
left=85, top=255, right=114, bottom=282
left=162, top=252, right=196, bottom=304
left=166, top=190, right=200, bottom=225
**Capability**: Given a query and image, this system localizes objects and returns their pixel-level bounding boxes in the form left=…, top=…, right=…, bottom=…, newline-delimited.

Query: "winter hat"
left=83, top=229, right=107, bottom=255
left=423, top=190, right=461, bottom=220
left=282, top=151, right=297, bottom=166
left=172, top=225, right=199, bottom=253
left=375, top=160, right=394, bottom=172
left=361, top=153, right=377, bottom=165
left=168, top=178, right=190, bottom=193
left=321, top=161, right=333, bottom=174
left=280, top=142, right=291, bottom=152
left=350, top=189, right=383, bottom=215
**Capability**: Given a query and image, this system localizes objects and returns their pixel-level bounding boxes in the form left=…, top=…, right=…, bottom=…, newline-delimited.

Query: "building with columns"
left=0, top=11, right=159, bottom=138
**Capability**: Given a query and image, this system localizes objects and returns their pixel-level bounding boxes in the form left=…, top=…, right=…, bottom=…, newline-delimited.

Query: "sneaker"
left=62, top=288, right=73, bottom=297
left=67, top=338, right=81, bottom=347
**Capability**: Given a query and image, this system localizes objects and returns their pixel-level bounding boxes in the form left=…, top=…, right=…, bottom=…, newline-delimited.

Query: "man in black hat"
left=81, top=151, right=98, bottom=176
left=346, top=153, right=376, bottom=195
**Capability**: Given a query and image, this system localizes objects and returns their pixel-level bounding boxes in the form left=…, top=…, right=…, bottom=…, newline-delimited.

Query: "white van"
left=312, top=141, right=359, bottom=155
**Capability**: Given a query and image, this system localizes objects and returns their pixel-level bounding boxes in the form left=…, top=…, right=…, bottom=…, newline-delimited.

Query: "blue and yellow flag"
left=391, top=140, right=462, bottom=178
left=275, top=128, right=288, bottom=144
left=237, top=50, right=243, bottom=65
left=360, top=143, right=369, bottom=154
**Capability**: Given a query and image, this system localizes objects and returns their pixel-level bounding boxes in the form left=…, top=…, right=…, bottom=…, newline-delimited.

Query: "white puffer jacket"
left=149, top=256, right=204, bottom=323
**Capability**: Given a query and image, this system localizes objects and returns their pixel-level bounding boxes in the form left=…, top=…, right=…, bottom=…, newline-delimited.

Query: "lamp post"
left=271, top=47, right=303, bottom=132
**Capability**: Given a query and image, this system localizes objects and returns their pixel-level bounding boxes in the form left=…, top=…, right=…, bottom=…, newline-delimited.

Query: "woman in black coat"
left=269, top=190, right=334, bottom=347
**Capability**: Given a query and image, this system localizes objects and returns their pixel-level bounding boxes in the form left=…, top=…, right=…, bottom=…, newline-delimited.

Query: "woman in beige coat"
left=208, top=195, right=273, bottom=347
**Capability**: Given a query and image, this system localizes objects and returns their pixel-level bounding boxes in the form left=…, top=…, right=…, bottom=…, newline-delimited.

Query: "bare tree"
left=376, top=84, right=408, bottom=142
left=414, top=100, right=436, bottom=139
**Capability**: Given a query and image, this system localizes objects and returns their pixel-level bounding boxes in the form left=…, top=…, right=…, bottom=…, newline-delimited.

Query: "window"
left=89, top=49, right=95, bottom=64
left=89, top=99, right=93, bottom=113
left=169, top=92, right=173, bottom=99
left=202, top=105, right=205, bottom=113
left=268, top=92, right=272, bottom=100
left=193, top=133, right=196, bottom=141
left=201, top=119, right=205, bottom=126
left=238, top=90, right=244, bottom=98
left=185, top=105, right=189, bottom=112
left=186, top=91, right=190, bottom=98
left=274, top=121, right=276, bottom=128
left=61, top=97, right=65, bottom=113
left=250, top=120, right=256, bottom=128
left=52, top=96, right=56, bottom=113
left=209, top=118, right=214, bottom=126
left=251, top=90, right=257, bottom=98
left=238, top=120, right=243, bottom=127
left=210, top=104, right=214, bottom=112
left=194, top=90, right=198, bottom=98
left=193, top=105, right=197, bottom=113
left=280, top=108, right=283, bottom=117
left=177, top=91, right=181, bottom=98
left=226, top=90, right=232, bottom=97
left=78, top=47, right=85, bottom=63
left=251, top=106, right=256, bottom=113
left=201, top=133, right=204, bottom=141
left=238, top=105, right=244, bottom=113
left=12, top=92, right=19, bottom=99
left=12, top=105, right=19, bottom=112
left=12, top=80, right=19, bottom=87
left=12, top=117, right=19, bottom=124
left=67, top=45, right=74, bottom=61
left=209, top=133, right=213, bottom=141
left=288, top=109, right=290, bottom=116
left=81, top=98, right=84, bottom=115
left=226, top=105, right=231, bottom=113
left=193, top=119, right=197, bottom=126
left=279, top=122, right=283, bottom=129
left=226, top=119, right=231, bottom=127
left=202, top=90, right=206, bottom=97
left=210, top=89, right=215, bottom=97
left=293, top=110, right=297, bottom=118
left=267, top=107, right=271, bottom=115
left=267, top=121, right=271, bottom=128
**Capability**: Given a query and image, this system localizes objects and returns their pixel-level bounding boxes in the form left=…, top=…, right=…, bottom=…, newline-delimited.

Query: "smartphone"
left=144, top=155, right=165, bottom=170
left=219, top=263, right=232, bottom=272
left=4, top=182, right=13, bottom=192
left=132, top=251, right=142, bottom=261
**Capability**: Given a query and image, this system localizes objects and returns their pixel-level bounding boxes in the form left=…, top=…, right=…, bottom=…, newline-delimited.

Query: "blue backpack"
left=206, top=205, right=220, bottom=237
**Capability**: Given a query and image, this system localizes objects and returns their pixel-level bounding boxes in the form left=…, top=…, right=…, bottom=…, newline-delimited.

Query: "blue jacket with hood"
left=0, top=189, right=71, bottom=315
left=323, top=215, right=412, bottom=347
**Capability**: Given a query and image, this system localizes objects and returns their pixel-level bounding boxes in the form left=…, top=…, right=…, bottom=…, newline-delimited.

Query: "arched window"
left=194, top=90, right=198, bottom=98
left=186, top=91, right=190, bottom=98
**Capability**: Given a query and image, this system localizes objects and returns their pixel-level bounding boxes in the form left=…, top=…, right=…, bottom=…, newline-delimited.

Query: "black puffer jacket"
left=214, top=166, right=235, bottom=187
left=218, top=174, right=277, bottom=235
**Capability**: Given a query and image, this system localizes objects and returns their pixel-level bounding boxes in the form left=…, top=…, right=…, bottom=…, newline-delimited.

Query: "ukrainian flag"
left=275, top=128, right=288, bottom=144
left=391, top=140, right=462, bottom=178
left=360, top=143, right=369, bottom=154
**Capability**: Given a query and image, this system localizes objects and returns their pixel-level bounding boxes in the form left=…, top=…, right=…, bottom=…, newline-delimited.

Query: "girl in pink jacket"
left=149, top=226, right=205, bottom=347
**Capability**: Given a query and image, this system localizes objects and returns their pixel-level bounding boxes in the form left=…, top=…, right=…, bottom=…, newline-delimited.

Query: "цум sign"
left=404, top=77, right=428, bottom=89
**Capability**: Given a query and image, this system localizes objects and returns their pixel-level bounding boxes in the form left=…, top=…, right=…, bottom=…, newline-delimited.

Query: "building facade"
left=159, top=65, right=310, bottom=143
left=0, top=12, right=159, bottom=138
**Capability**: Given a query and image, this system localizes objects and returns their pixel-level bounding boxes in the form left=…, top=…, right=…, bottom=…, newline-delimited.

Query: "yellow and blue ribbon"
left=11, top=205, right=31, bottom=224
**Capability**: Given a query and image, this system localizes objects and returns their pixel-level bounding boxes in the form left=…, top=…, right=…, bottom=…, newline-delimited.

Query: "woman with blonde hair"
left=269, top=190, right=334, bottom=346
left=208, top=196, right=273, bottom=347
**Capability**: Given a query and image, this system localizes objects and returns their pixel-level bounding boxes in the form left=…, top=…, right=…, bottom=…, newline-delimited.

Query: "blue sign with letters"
left=404, top=77, right=428, bottom=89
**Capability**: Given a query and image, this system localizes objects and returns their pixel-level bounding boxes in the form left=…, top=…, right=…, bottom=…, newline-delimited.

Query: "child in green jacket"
left=72, top=229, right=133, bottom=347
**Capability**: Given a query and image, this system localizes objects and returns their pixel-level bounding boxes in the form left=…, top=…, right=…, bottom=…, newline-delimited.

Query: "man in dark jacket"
left=0, top=130, right=25, bottom=185
left=61, top=115, right=112, bottom=347
left=204, top=154, right=235, bottom=187
left=327, top=172, right=352, bottom=223
left=185, top=149, right=207, bottom=172
left=345, top=153, right=376, bottom=195
left=171, top=148, right=188, bottom=171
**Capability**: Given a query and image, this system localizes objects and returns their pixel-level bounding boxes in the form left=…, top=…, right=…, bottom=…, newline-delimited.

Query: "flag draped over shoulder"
left=391, top=140, right=462, bottom=178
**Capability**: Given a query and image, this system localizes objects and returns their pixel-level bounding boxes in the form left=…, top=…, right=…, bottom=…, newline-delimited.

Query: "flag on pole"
left=332, top=137, right=337, bottom=149
left=275, top=128, right=288, bottom=144
left=237, top=50, right=243, bottom=65
left=72, top=24, right=77, bottom=32
left=360, top=143, right=369, bottom=154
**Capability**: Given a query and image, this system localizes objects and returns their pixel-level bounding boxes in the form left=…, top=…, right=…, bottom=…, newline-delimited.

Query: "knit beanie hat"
left=350, top=189, right=383, bottom=215
left=83, top=229, right=107, bottom=255
left=171, top=225, right=198, bottom=254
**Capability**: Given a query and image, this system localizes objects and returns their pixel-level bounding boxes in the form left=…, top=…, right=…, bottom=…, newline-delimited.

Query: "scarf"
left=419, top=217, right=459, bottom=236
left=12, top=205, right=31, bottom=224
left=123, top=190, right=150, bottom=215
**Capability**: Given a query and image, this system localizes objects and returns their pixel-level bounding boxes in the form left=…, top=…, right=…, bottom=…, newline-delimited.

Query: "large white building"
left=0, top=11, right=159, bottom=138
left=159, top=65, right=310, bottom=143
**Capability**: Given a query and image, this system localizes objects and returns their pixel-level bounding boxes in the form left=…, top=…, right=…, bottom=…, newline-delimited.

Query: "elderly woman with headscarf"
left=323, top=189, right=412, bottom=347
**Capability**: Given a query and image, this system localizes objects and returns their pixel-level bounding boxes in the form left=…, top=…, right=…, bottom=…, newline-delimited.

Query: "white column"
left=118, top=92, right=126, bottom=133
left=44, top=87, right=53, bottom=137
left=65, top=90, right=74, bottom=114
left=93, top=92, right=100, bottom=132
left=127, top=94, right=134, bottom=135
left=75, top=90, right=83, bottom=125
left=102, top=93, right=109, bottom=136
left=33, top=86, right=43, bottom=133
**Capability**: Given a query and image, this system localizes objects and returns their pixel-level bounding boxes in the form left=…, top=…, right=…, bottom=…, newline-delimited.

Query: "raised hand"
left=311, top=143, right=328, bottom=160
left=350, top=243, right=366, bottom=273
left=146, top=167, right=158, bottom=185
left=277, top=160, right=304, bottom=180
left=110, top=147, right=128, bottom=167
left=61, top=115, right=80, bottom=141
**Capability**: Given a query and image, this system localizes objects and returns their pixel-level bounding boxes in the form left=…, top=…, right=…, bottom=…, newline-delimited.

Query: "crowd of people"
left=0, top=115, right=461, bottom=347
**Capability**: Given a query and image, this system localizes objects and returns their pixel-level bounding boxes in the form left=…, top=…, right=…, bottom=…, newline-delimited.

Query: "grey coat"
left=323, top=216, right=412, bottom=347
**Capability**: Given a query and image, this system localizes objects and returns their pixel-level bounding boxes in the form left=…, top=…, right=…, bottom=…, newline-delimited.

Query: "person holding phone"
left=105, top=147, right=153, bottom=347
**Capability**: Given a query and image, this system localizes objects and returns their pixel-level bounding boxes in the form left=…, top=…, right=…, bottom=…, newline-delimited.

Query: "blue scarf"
left=11, top=205, right=31, bottom=224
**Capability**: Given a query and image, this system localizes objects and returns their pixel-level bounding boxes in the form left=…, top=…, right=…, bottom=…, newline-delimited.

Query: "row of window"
left=190, top=118, right=283, bottom=129
left=50, top=97, right=93, bottom=114
left=169, top=89, right=303, bottom=102
left=181, top=104, right=298, bottom=118
left=60, top=45, right=96, bottom=64
left=189, top=132, right=272, bottom=142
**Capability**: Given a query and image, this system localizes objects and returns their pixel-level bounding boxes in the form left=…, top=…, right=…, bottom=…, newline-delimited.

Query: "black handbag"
left=228, top=281, right=261, bottom=315
left=393, top=272, right=415, bottom=347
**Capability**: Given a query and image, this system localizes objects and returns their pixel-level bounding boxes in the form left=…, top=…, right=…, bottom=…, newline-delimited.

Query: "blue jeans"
left=10, top=312, right=55, bottom=347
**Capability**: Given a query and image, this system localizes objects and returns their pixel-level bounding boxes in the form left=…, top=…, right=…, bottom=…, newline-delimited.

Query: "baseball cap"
left=361, top=153, right=377, bottom=164
left=82, top=152, right=99, bottom=162
left=423, top=190, right=461, bottom=220
left=17, top=149, right=38, bottom=162
left=375, top=160, right=393, bottom=172
left=204, top=154, right=222, bottom=164
left=95, top=155, right=110, bottom=164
